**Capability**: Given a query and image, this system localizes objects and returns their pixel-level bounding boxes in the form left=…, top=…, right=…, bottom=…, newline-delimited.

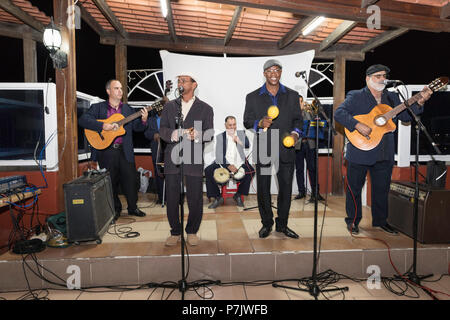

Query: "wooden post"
left=331, top=55, right=346, bottom=195
left=54, top=0, right=78, bottom=211
left=115, top=39, right=127, bottom=103
left=23, top=26, right=37, bottom=82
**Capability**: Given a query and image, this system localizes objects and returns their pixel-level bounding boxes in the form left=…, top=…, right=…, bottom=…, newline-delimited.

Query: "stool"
left=221, top=182, right=243, bottom=202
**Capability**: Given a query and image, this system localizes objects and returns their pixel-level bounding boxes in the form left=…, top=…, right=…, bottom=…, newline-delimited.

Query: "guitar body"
left=84, top=113, right=126, bottom=150
left=344, top=104, right=396, bottom=151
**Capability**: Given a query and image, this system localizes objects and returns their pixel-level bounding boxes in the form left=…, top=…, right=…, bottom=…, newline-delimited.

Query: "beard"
left=368, top=78, right=386, bottom=92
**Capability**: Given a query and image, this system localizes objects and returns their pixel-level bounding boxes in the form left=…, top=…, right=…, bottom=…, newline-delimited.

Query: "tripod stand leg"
left=273, top=283, right=348, bottom=300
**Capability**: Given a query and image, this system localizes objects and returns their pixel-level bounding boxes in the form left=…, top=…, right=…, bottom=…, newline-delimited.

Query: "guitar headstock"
left=428, top=77, right=448, bottom=92
left=164, top=80, right=173, bottom=97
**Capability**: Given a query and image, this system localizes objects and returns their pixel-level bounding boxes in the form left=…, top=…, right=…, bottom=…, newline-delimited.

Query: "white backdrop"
left=160, top=50, right=315, bottom=194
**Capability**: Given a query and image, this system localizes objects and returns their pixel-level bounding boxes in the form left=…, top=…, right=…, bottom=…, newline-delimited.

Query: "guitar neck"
left=384, top=91, right=423, bottom=120
left=115, top=105, right=155, bottom=127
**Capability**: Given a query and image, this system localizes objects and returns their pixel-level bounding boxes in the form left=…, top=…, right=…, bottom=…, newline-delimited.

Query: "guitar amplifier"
left=387, top=181, right=450, bottom=244
left=63, top=172, right=114, bottom=244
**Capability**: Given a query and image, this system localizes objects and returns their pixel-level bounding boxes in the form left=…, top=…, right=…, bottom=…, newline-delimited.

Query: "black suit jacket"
left=78, top=101, right=147, bottom=163
left=159, top=97, right=214, bottom=176
left=243, top=84, right=302, bottom=164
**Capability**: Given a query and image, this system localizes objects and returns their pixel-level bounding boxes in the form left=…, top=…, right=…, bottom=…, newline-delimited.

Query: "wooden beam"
left=332, top=55, right=346, bottom=196
left=277, top=16, right=316, bottom=49
left=440, top=2, right=450, bottom=19
left=92, top=0, right=127, bottom=38
left=115, top=40, right=128, bottom=103
left=204, top=0, right=449, bottom=32
left=361, top=0, right=379, bottom=8
left=53, top=0, right=78, bottom=212
left=78, top=1, right=104, bottom=36
left=319, top=20, right=358, bottom=52
left=23, top=27, right=37, bottom=82
left=0, top=21, right=42, bottom=41
left=164, top=0, right=177, bottom=42
left=100, top=33, right=366, bottom=61
left=0, top=0, right=44, bottom=32
left=360, top=27, right=408, bottom=53
left=224, top=6, right=242, bottom=46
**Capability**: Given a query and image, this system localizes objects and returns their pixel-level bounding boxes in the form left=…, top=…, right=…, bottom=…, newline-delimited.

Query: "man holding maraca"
left=243, top=59, right=303, bottom=239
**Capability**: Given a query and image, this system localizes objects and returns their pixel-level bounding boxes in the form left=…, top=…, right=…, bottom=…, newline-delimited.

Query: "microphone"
left=295, top=71, right=306, bottom=78
left=178, top=85, right=184, bottom=95
left=383, top=79, right=402, bottom=85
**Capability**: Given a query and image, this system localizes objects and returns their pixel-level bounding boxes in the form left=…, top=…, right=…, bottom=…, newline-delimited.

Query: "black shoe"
left=128, top=208, right=146, bottom=217
left=258, top=226, right=272, bottom=238
left=379, top=223, right=398, bottom=235
left=208, top=197, right=224, bottom=209
left=347, top=223, right=359, bottom=235
left=310, top=193, right=325, bottom=201
left=276, top=226, right=299, bottom=239
left=294, top=192, right=305, bottom=200
left=233, top=193, right=244, bottom=207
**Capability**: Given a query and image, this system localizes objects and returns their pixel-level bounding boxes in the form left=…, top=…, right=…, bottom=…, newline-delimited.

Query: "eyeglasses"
left=371, top=73, right=388, bottom=79
left=265, top=68, right=282, bottom=74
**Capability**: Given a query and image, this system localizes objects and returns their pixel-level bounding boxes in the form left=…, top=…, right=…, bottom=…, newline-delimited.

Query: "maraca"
left=283, top=135, right=295, bottom=148
left=263, top=105, right=279, bottom=132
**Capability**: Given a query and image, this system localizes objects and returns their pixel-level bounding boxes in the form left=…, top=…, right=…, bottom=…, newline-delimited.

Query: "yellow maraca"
left=283, top=135, right=295, bottom=148
left=263, top=105, right=279, bottom=132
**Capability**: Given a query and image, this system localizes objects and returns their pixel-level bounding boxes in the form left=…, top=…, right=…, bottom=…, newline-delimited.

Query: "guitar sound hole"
left=374, top=116, right=387, bottom=126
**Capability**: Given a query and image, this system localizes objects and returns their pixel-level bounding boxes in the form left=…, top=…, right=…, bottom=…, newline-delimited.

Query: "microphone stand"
left=394, top=84, right=438, bottom=300
left=148, top=89, right=218, bottom=299
left=274, top=72, right=347, bottom=299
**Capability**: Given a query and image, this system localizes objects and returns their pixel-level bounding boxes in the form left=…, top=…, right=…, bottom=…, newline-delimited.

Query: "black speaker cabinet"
left=388, top=181, right=450, bottom=244
left=64, top=172, right=114, bottom=244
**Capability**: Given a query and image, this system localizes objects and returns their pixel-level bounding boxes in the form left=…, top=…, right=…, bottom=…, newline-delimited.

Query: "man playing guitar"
left=334, top=64, right=432, bottom=235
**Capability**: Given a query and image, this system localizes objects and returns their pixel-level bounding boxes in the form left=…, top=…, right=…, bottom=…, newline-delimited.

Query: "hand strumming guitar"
left=355, top=122, right=372, bottom=139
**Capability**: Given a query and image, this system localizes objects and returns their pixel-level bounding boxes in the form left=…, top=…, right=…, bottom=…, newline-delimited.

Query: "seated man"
left=205, top=116, right=254, bottom=208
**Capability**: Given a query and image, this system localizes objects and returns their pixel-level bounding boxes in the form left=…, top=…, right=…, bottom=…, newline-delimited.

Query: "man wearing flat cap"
left=243, top=59, right=303, bottom=239
left=334, top=64, right=432, bottom=236
left=159, top=72, right=214, bottom=247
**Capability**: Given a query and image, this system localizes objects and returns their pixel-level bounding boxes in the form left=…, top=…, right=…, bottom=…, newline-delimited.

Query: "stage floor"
left=0, top=193, right=449, bottom=300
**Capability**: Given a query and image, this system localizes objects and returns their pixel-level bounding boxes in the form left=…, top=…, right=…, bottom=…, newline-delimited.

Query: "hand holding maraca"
left=260, top=105, right=279, bottom=132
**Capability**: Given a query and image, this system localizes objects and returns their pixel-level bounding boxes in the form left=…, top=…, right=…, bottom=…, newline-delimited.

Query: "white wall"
left=160, top=50, right=315, bottom=194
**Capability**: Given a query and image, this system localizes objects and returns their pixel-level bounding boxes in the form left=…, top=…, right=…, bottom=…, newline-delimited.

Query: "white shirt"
left=225, top=132, right=244, bottom=168
left=181, top=96, right=195, bottom=119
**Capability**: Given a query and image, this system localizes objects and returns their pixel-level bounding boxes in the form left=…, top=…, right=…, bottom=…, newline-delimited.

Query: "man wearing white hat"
left=159, top=72, right=214, bottom=246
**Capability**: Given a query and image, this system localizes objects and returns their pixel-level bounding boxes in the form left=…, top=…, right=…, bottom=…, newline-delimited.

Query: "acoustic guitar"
left=84, top=80, right=173, bottom=150
left=345, top=77, right=448, bottom=151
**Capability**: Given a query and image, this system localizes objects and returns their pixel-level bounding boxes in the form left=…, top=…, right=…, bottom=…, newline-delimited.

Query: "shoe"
left=294, top=192, right=305, bottom=200
left=310, top=193, right=325, bottom=201
left=379, top=223, right=399, bottom=235
left=208, top=197, right=224, bottom=209
left=165, top=235, right=181, bottom=246
left=187, top=234, right=199, bottom=246
left=347, top=223, right=359, bottom=235
left=233, top=193, right=244, bottom=207
left=276, top=226, right=299, bottom=239
left=258, top=226, right=272, bottom=238
left=128, top=208, right=146, bottom=217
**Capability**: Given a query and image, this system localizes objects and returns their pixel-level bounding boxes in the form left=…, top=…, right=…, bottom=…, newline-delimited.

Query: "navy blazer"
left=243, top=84, right=302, bottom=164
left=334, top=86, right=423, bottom=165
left=215, top=130, right=250, bottom=166
left=78, top=101, right=148, bottom=163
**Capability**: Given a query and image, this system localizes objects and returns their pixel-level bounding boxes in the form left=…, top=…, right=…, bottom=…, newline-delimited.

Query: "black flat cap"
left=366, top=64, right=390, bottom=76
left=263, top=59, right=282, bottom=71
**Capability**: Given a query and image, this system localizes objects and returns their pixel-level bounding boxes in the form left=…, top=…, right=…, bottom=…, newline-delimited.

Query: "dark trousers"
left=256, top=162, right=294, bottom=229
left=150, top=140, right=164, bottom=202
left=295, top=142, right=318, bottom=194
left=165, top=174, right=203, bottom=235
left=97, top=146, right=138, bottom=212
left=204, top=162, right=254, bottom=198
left=345, top=160, right=393, bottom=227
